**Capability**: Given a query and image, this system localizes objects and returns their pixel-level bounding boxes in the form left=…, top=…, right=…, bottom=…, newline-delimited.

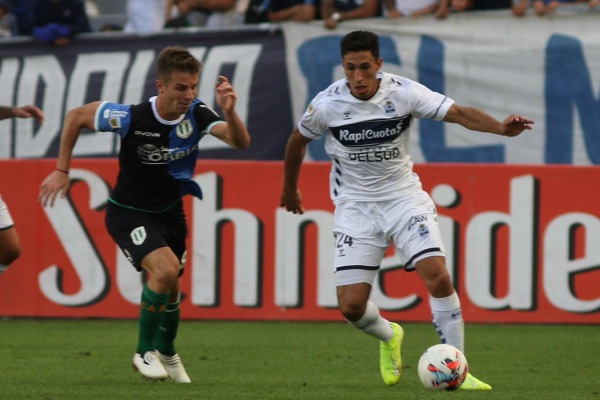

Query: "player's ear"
left=376, top=57, right=383, bottom=70
left=156, top=79, right=164, bottom=93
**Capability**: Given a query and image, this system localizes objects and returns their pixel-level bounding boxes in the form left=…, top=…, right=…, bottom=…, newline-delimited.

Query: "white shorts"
left=0, top=195, right=15, bottom=230
left=333, top=191, right=445, bottom=286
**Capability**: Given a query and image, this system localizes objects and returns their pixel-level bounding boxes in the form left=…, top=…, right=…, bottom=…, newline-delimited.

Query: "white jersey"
left=297, top=71, right=454, bottom=204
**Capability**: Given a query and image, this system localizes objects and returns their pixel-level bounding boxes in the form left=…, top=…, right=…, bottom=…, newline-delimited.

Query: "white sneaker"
left=157, top=351, right=192, bottom=383
left=132, top=351, right=168, bottom=380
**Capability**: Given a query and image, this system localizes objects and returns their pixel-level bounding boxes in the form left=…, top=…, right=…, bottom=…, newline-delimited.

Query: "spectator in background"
left=165, top=0, right=246, bottom=28
left=244, top=0, right=270, bottom=22
left=436, top=0, right=529, bottom=17
left=531, top=0, right=585, bottom=15
left=0, top=1, right=18, bottom=37
left=263, top=0, right=317, bottom=22
left=384, top=0, right=442, bottom=19
left=512, top=0, right=529, bottom=15
left=124, top=0, right=167, bottom=33
left=591, top=0, right=600, bottom=8
left=31, top=0, right=91, bottom=46
left=321, top=0, right=379, bottom=30
left=6, top=0, right=34, bottom=35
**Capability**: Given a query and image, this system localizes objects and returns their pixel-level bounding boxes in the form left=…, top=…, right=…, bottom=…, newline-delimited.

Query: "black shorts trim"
left=335, top=265, right=380, bottom=272
left=405, top=247, right=443, bottom=270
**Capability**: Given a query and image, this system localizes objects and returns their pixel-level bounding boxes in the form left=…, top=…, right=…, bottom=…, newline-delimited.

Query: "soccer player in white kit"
left=280, top=30, right=533, bottom=389
left=0, top=105, right=44, bottom=275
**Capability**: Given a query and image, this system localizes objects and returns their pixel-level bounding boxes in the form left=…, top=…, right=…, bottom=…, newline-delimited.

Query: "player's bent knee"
left=150, top=265, right=180, bottom=289
left=339, top=302, right=366, bottom=322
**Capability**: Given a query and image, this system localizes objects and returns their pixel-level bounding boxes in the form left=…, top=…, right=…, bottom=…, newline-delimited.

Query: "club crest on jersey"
left=383, top=100, right=396, bottom=114
left=176, top=119, right=193, bottom=139
left=343, top=111, right=352, bottom=120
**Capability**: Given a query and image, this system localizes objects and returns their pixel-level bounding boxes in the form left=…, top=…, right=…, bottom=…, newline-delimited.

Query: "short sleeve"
left=95, top=101, right=132, bottom=138
left=409, top=81, right=455, bottom=121
left=297, top=93, right=328, bottom=141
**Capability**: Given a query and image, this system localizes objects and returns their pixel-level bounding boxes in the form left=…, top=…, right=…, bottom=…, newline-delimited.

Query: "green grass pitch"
left=0, top=319, right=597, bottom=400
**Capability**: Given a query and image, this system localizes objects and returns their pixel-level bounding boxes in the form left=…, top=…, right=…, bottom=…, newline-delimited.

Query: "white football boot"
left=132, top=351, right=169, bottom=380
left=157, top=351, right=192, bottom=383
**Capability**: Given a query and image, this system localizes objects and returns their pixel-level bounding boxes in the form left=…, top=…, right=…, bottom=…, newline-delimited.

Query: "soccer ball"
left=417, top=344, right=468, bottom=390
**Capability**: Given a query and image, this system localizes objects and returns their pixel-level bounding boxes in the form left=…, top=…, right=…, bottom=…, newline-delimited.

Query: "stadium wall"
left=0, top=160, right=598, bottom=323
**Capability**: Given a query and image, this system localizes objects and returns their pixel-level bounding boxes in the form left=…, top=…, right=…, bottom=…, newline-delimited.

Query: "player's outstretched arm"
left=281, top=128, right=312, bottom=215
left=443, top=104, right=534, bottom=137
left=38, top=101, right=102, bottom=207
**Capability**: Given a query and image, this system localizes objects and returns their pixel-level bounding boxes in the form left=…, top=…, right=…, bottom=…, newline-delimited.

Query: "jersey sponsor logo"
left=134, top=130, right=161, bottom=137
left=137, top=143, right=199, bottom=164
left=176, top=119, right=193, bottom=139
left=331, top=115, right=411, bottom=147
left=348, top=147, right=400, bottom=162
left=130, top=226, right=147, bottom=245
left=103, top=109, right=128, bottom=119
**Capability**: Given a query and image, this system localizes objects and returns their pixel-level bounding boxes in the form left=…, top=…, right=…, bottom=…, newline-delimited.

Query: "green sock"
left=154, top=298, right=181, bottom=356
left=136, top=284, right=169, bottom=354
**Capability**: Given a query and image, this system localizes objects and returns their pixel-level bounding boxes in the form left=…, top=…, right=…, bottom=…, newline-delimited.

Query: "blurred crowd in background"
left=0, top=0, right=598, bottom=45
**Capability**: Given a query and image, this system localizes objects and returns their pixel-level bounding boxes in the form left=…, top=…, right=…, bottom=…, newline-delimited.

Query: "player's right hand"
left=280, top=188, right=305, bottom=215
left=38, top=171, right=71, bottom=207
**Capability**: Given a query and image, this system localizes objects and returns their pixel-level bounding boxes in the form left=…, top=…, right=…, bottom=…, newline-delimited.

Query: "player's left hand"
left=215, top=76, right=237, bottom=114
left=501, top=114, right=534, bottom=137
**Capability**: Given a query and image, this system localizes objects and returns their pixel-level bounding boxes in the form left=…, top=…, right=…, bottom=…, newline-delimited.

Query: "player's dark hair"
left=340, top=31, right=380, bottom=60
left=156, top=46, right=202, bottom=83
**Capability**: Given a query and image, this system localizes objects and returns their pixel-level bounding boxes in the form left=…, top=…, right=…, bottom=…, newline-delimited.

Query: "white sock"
left=347, top=301, right=394, bottom=342
left=430, top=292, right=464, bottom=353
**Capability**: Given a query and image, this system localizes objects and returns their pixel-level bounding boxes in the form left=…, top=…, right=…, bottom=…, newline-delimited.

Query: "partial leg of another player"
left=415, top=256, right=491, bottom=390
left=0, top=197, right=21, bottom=275
left=0, top=226, right=20, bottom=275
